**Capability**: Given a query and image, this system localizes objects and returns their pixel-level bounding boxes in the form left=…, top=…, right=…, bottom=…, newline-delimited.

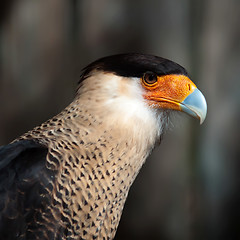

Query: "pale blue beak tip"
left=181, top=88, right=207, bottom=124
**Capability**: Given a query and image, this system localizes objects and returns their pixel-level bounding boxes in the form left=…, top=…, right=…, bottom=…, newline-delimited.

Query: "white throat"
left=79, top=72, right=168, bottom=148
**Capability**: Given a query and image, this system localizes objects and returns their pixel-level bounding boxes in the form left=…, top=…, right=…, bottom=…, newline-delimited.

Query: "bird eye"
left=143, top=72, right=158, bottom=86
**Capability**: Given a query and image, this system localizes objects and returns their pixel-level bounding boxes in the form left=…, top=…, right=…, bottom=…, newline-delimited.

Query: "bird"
left=0, top=53, right=207, bottom=240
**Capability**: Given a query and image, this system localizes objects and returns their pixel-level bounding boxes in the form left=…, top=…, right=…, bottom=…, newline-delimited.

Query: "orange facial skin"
left=142, top=74, right=197, bottom=110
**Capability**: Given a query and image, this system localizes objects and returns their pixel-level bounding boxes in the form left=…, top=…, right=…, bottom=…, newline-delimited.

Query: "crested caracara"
left=0, top=53, right=207, bottom=239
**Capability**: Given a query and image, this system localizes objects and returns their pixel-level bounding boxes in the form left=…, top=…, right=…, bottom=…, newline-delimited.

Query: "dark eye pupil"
left=148, top=75, right=155, bottom=81
left=144, top=72, right=157, bottom=85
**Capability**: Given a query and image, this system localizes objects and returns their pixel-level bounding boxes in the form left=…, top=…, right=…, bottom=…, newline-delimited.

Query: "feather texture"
left=0, top=54, right=199, bottom=239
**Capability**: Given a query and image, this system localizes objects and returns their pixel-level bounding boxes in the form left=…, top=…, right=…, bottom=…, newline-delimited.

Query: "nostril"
left=188, top=83, right=191, bottom=91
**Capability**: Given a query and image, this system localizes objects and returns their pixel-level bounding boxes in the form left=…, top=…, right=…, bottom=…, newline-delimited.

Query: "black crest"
left=80, top=53, right=189, bottom=81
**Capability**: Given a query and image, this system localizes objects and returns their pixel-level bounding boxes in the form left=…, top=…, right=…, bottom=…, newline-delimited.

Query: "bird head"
left=78, top=53, right=207, bottom=126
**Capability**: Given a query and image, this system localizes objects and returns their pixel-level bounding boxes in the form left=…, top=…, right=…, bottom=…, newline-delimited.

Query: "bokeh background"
left=0, top=0, right=240, bottom=239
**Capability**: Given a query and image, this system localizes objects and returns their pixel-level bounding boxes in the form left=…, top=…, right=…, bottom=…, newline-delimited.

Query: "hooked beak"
left=180, top=88, right=207, bottom=124
left=143, top=74, right=207, bottom=124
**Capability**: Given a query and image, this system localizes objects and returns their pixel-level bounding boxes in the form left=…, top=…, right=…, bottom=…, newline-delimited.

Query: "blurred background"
left=0, top=0, right=239, bottom=239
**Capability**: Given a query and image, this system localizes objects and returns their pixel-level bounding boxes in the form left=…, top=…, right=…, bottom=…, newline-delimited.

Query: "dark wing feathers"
left=0, top=140, right=52, bottom=239
left=0, top=140, right=44, bottom=169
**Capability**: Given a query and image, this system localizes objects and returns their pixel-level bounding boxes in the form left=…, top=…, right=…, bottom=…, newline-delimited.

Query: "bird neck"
left=49, top=99, right=163, bottom=238
left=17, top=96, right=165, bottom=239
